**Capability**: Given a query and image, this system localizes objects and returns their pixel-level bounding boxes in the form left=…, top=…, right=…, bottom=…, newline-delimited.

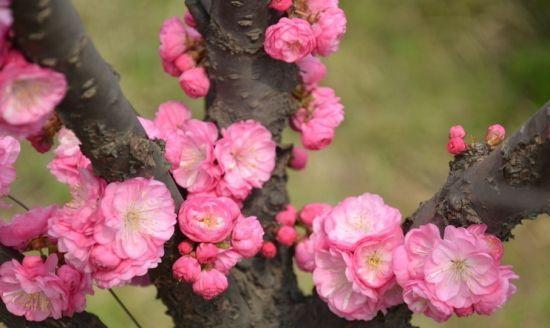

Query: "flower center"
left=201, top=214, right=218, bottom=228
left=15, top=291, right=50, bottom=312
left=366, top=252, right=381, bottom=268
left=125, top=210, right=142, bottom=230
left=11, top=79, right=43, bottom=109
left=451, top=259, right=468, bottom=274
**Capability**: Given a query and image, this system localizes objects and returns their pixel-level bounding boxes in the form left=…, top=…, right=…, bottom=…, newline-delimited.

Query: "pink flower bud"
left=275, top=204, right=297, bottom=226
left=449, top=125, right=466, bottom=139
left=299, top=203, right=331, bottom=226
left=179, top=67, right=210, bottom=98
left=446, top=137, right=467, bottom=155
left=289, top=146, right=308, bottom=170
left=196, top=243, right=219, bottom=264
left=295, top=239, right=315, bottom=272
left=296, top=55, right=327, bottom=89
left=276, top=226, right=297, bottom=246
left=264, top=18, right=316, bottom=63
left=172, top=256, right=201, bottom=283
left=192, top=269, right=228, bottom=300
left=178, top=241, right=194, bottom=255
left=184, top=11, right=197, bottom=28
left=485, top=124, right=505, bottom=146
left=269, top=0, right=293, bottom=12
left=261, top=241, right=277, bottom=259
left=174, top=54, right=196, bottom=72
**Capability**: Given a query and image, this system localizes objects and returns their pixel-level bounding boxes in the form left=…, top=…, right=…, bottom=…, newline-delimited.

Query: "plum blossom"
left=192, top=268, right=229, bottom=300
left=0, top=135, right=18, bottom=206
left=323, top=193, right=402, bottom=251
left=172, top=256, right=201, bottom=283
left=297, top=55, right=327, bottom=89
left=0, top=255, right=68, bottom=321
left=312, top=8, right=347, bottom=57
left=57, top=264, right=93, bottom=316
left=214, top=249, right=242, bottom=274
left=214, top=120, right=276, bottom=201
left=299, top=202, right=331, bottom=226
left=231, top=216, right=264, bottom=258
left=153, top=100, right=192, bottom=139
left=179, top=67, right=210, bottom=98
left=48, top=128, right=91, bottom=185
left=393, top=223, right=518, bottom=321
left=264, top=18, right=316, bottom=63
left=446, top=137, right=467, bottom=155
left=305, top=0, right=339, bottom=15
left=485, top=124, right=505, bottom=146
left=0, top=205, right=58, bottom=250
left=449, top=125, right=466, bottom=139
left=291, top=87, right=344, bottom=150
left=165, top=119, right=220, bottom=193
left=196, top=243, right=219, bottom=264
left=178, top=196, right=240, bottom=243
left=159, top=17, right=187, bottom=63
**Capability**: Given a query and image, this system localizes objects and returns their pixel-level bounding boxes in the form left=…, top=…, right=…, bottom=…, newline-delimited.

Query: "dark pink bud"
left=289, top=146, right=308, bottom=170
left=449, top=125, right=466, bottom=139
left=446, top=137, right=467, bottom=155
left=195, top=243, right=219, bottom=264
left=485, top=124, right=505, bottom=146
left=261, top=241, right=277, bottom=259
left=275, top=204, right=297, bottom=226
left=276, top=226, right=297, bottom=246
left=178, top=241, right=194, bottom=255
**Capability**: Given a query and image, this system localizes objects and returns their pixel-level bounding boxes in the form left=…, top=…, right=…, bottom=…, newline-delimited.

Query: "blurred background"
left=4, top=0, right=550, bottom=327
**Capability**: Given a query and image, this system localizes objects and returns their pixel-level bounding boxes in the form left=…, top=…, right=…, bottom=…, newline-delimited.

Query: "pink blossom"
left=313, top=249, right=378, bottom=321
left=138, top=117, right=162, bottom=140
left=276, top=226, right=297, bottom=246
left=214, top=120, right=276, bottom=200
left=305, top=0, right=339, bottom=15
left=178, top=241, right=194, bottom=255
left=449, top=125, right=466, bottom=139
left=0, top=57, right=67, bottom=126
left=269, top=0, right=293, bottom=12
left=402, top=280, right=453, bottom=322
left=312, top=8, right=347, bottom=57
left=0, top=205, right=57, bottom=250
left=323, top=193, right=402, bottom=251
left=467, top=224, right=503, bottom=261
left=299, top=203, right=331, bottom=226
left=48, top=128, right=91, bottom=185
left=289, top=146, right=308, bottom=170
left=262, top=241, right=277, bottom=259
left=192, top=269, right=228, bottom=300
left=0, top=255, right=68, bottom=321
left=165, top=119, right=220, bottom=193
left=57, top=264, right=93, bottom=316
left=174, top=53, right=196, bottom=72
left=473, top=265, right=518, bottom=315
left=98, top=178, right=176, bottom=260
left=486, top=124, right=506, bottom=146
left=184, top=11, right=197, bottom=28
left=178, top=196, right=240, bottom=243
left=231, top=216, right=264, bottom=258
left=295, top=238, right=315, bottom=272
left=0, top=135, right=18, bottom=205
left=349, top=231, right=404, bottom=290
left=446, top=137, right=467, bottom=155
left=153, top=100, right=192, bottom=139
left=196, top=243, right=219, bottom=264
left=264, top=18, right=316, bottom=63
left=292, top=87, right=344, bottom=150
left=214, top=249, right=242, bottom=274
left=179, top=67, right=210, bottom=98
left=47, top=170, right=106, bottom=272
left=297, top=55, right=326, bottom=89
left=275, top=204, right=297, bottom=226
left=159, top=17, right=187, bottom=62
left=172, top=256, right=201, bottom=283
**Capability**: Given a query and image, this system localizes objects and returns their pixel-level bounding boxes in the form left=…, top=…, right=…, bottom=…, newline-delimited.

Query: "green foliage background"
left=5, top=1, right=550, bottom=327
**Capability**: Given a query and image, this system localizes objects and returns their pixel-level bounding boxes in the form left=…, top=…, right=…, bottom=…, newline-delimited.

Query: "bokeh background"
left=4, top=0, right=550, bottom=327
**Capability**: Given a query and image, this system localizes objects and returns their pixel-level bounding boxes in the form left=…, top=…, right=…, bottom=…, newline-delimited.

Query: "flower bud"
left=485, top=124, right=505, bottom=147
left=276, top=226, right=297, bottom=246
left=275, top=204, right=297, bottom=226
left=178, top=241, right=194, bottom=255
left=449, top=125, right=466, bottom=139
left=289, top=146, right=308, bottom=170
left=446, top=137, right=467, bottom=155
left=261, top=241, right=277, bottom=259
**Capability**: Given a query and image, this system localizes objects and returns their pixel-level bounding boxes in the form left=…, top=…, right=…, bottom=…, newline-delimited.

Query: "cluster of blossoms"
left=0, top=1, right=67, bottom=149
left=393, top=224, right=518, bottom=322
left=172, top=196, right=264, bottom=299
left=446, top=124, right=506, bottom=155
left=158, top=11, right=209, bottom=98
left=139, top=101, right=277, bottom=204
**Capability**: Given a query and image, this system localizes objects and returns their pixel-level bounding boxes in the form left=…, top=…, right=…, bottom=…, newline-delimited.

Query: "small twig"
left=108, top=289, right=143, bottom=328
left=7, top=194, right=29, bottom=211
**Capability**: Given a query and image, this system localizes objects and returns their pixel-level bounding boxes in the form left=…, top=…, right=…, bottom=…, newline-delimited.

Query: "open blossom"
left=0, top=53, right=67, bottom=126
left=0, top=205, right=58, bottom=250
left=231, top=216, right=264, bottom=258
left=48, top=169, right=106, bottom=272
left=312, top=8, right=347, bottom=57
left=0, top=255, right=68, bottom=321
left=57, top=264, right=93, bottom=316
left=153, top=100, right=192, bottom=139
left=165, top=119, right=220, bottom=193
left=275, top=204, right=297, bottom=226
left=323, top=193, right=402, bottom=251
left=292, top=87, right=344, bottom=150
left=264, top=18, right=316, bottom=63
left=297, top=55, right=326, bottom=89
left=192, top=269, right=229, bottom=300
left=178, top=196, right=240, bottom=243
left=173, top=255, right=201, bottom=283
left=179, top=67, right=210, bottom=98
left=98, top=178, right=175, bottom=260
left=214, top=120, right=276, bottom=200
left=393, top=223, right=518, bottom=322
left=0, top=135, right=19, bottom=205
left=48, top=128, right=91, bottom=185
left=485, top=124, right=505, bottom=146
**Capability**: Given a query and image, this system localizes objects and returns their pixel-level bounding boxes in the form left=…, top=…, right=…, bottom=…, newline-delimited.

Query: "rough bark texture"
left=5, top=0, right=550, bottom=327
